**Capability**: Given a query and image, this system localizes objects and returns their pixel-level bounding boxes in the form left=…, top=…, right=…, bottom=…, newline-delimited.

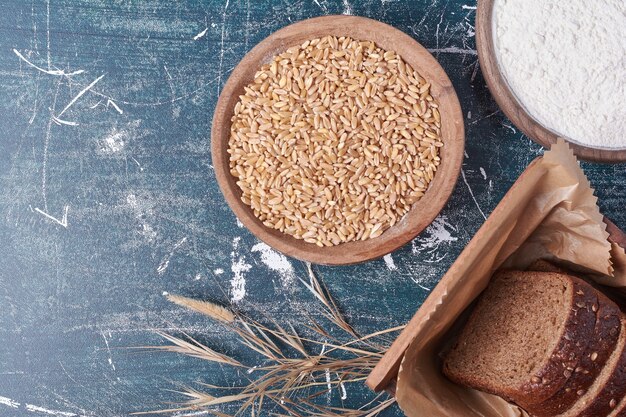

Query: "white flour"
left=230, top=237, right=251, bottom=303
left=251, top=242, right=296, bottom=287
left=494, top=0, right=626, bottom=149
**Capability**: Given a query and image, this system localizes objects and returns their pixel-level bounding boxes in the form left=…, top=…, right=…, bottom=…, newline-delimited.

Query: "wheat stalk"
left=139, top=268, right=402, bottom=416
left=143, top=331, right=244, bottom=368
left=301, top=262, right=359, bottom=339
left=166, top=294, right=235, bottom=323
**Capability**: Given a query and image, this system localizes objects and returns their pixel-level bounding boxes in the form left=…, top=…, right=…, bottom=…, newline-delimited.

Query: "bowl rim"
left=211, top=15, right=465, bottom=265
left=476, top=0, right=626, bottom=163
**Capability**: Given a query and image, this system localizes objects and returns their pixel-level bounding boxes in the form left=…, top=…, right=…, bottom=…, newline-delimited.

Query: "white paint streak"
left=434, top=12, right=444, bottom=54
left=479, top=167, right=487, bottom=180
left=462, top=5, right=477, bottom=9
left=57, top=74, right=105, bottom=118
left=412, top=215, right=458, bottom=263
left=163, top=65, right=179, bottom=119
left=173, top=410, right=212, bottom=417
left=312, top=0, right=328, bottom=12
left=193, top=27, right=208, bottom=40
left=469, top=109, right=500, bottom=125
left=25, top=404, right=78, bottom=416
left=42, top=79, right=62, bottom=211
left=214, top=268, right=224, bottom=275
left=383, top=254, right=397, bottom=270
left=461, top=169, right=487, bottom=220
left=502, top=122, right=516, bottom=133
left=34, top=205, right=69, bottom=228
left=230, top=237, right=250, bottom=303
left=101, top=332, right=116, bottom=371
left=342, top=0, right=353, bottom=15
left=29, top=78, right=40, bottom=124
left=130, top=156, right=143, bottom=171
left=106, top=99, right=123, bottom=114
left=325, top=368, right=332, bottom=393
left=45, top=0, right=51, bottom=69
left=217, top=0, right=230, bottom=96
left=338, top=377, right=348, bottom=400
left=251, top=242, right=295, bottom=286
left=51, top=115, right=78, bottom=126
left=427, top=47, right=477, bottom=55
left=57, top=361, right=80, bottom=386
left=157, top=237, right=188, bottom=275
left=0, top=396, right=19, bottom=408
left=12, top=49, right=84, bottom=77
left=416, top=217, right=458, bottom=250
left=319, top=344, right=332, bottom=396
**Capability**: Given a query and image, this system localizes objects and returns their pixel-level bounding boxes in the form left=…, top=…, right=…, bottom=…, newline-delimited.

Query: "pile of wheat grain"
left=229, top=35, right=442, bottom=247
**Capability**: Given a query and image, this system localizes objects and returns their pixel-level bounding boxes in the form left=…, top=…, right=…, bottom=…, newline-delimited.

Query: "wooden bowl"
left=212, top=15, right=464, bottom=265
left=476, top=0, right=626, bottom=163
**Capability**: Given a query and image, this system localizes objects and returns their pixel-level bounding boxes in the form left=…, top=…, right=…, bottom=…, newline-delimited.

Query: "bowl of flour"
left=476, top=0, right=626, bottom=162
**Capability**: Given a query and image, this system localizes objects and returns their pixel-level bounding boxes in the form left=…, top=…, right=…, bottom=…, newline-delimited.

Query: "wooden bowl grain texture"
left=476, top=0, right=626, bottom=163
left=212, top=15, right=465, bottom=265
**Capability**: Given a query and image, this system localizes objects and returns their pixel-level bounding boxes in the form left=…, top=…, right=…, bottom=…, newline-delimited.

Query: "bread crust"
left=526, top=292, right=622, bottom=416
left=576, top=331, right=626, bottom=417
left=513, top=276, right=598, bottom=405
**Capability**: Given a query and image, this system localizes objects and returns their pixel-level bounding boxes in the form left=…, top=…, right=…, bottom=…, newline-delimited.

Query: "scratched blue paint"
left=0, top=0, right=624, bottom=416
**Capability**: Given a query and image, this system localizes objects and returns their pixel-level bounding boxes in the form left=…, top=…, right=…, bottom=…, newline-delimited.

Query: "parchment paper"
left=396, top=140, right=626, bottom=417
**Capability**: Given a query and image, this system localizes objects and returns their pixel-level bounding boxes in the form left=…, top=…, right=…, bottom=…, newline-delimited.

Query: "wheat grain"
left=228, top=35, right=442, bottom=246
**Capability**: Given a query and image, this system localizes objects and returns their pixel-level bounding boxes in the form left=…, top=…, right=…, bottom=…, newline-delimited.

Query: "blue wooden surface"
left=0, top=0, right=624, bottom=416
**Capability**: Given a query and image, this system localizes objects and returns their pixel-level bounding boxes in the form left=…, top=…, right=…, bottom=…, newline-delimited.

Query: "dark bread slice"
left=516, top=276, right=598, bottom=407
left=557, top=319, right=626, bottom=417
left=443, top=271, right=597, bottom=406
left=525, top=259, right=626, bottom=416
left=528, top=292, right=622, bottom=416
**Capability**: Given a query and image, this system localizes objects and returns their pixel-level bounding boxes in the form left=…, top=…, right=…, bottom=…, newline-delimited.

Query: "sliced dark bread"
left=443, top=271, right=597, bottom=406
left=529, top=292, right=622, bottom=416
left=557, top=318, right=626, bottom=417
left=525, top=259, right=626, bottom=416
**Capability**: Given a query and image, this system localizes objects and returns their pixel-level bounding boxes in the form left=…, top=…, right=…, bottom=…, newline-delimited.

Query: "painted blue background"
left=1, top=0, right=624, bottom=416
